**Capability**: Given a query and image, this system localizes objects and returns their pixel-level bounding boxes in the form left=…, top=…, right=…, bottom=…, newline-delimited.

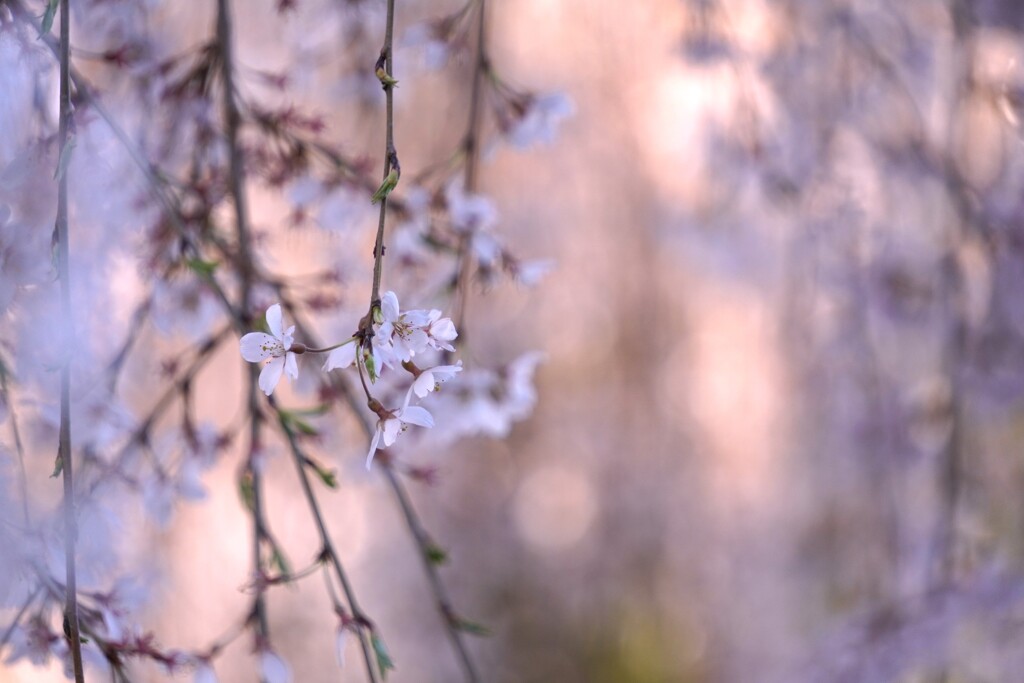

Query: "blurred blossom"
left=151, top=276, right=222, bottom=340
left=445, top=181, right=498, bottom=234
left=258, top=649, right=292, bottom=683
left=503, top=92, right=575, bottom=150
left=193, top=663, right=218, bottom=683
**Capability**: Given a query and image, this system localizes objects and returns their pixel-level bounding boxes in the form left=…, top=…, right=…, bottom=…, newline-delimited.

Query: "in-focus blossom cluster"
left=240, top=293, right=464, bottom=466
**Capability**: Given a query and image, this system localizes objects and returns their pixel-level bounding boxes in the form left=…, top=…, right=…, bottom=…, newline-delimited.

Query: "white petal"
left=266, top=304, right=284, bottom=339
left=259, top=650, right=292, bottom=683
left=433, top=362, right=463, bottom=381
left=381, top=291, right=400, bottom=322
left=240, top=333, right=280, bottom=362
left=284, top=352, right=299, bottom=380
left=413, top=372, right=435, bottom=398
left=401, top=385, right=417, bottom=412
left=382, top=417, right=402, bottom=446
left=365, top=426, right=383, bottom=469
left=334, top=629, right=348, bottom=670
left=259, top=357, right=285, bottom=396
left=323, top=344, right=356, bottom=371
left=430, top=317, right=457, bottom=342
left=399, top=405, right=434, bottom=428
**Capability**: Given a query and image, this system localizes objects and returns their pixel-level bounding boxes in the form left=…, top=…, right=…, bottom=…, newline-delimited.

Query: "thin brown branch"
left=214, top=0, right=271, bottom=644
left=452, top=0, right=489, bottom=344
left=54, top=0, right=85, bottom=679
left=271, top=398, right=381, bottom=683
left=279, top=301, right=482, bottom=683
left=368, top=0, right=399, bottom=311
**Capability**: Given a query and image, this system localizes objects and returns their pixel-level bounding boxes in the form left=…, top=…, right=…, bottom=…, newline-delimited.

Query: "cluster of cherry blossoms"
left=240, top=292, right=462, bottom=467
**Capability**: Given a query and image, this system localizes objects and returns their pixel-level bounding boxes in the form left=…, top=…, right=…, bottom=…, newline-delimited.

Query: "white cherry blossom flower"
left=366, top=405, right=434, bottom=468
left=445, top=182, right=498, bottom=234
left=239, top=304, right=299, bottom=396
left=377, top=291, right=432, bottom=366
left=405, top=361, right=463, bottom=408
left=426, top=310, right=458, bottom=352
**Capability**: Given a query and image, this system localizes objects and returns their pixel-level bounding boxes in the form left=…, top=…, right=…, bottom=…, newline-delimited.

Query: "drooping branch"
left=54, top=0, right=86, bottom=680
left=453, top=0, right=489, bottom=344
left=279, top=300, right=483, bottom=683
left=368, top=0, right=399, bottom=312
left=214, top=0, right=270, bottom=644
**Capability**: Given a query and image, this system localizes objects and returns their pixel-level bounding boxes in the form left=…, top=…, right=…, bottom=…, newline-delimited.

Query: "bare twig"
left=368, top=0, right=399, bottom=311
left=279, top=301, right=482, bottom=683
left=54, top=0, right=85, bottom=679
left=214, top=0, right=270, bottom=644
left=271, top=398, right=381, bottom=683
left=452, top=0, right=488, bottom=344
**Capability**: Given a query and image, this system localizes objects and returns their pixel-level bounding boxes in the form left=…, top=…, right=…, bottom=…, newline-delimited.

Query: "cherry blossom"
left=366, top=404, right=435, bottom=468
left=445, top=182, right=498, bottom=234
left=239, top=304, right=299, bottom=396
left=404, top=361, right=463, bottom=408
left=504, top=92, right=574, bottom=149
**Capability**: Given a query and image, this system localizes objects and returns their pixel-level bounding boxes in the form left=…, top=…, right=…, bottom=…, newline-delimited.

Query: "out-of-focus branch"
left=453, top=0, right=488, bottom=343
left=380, top=463, right=482, bottom=682
left=271, top=398, right=381, bottom=683
left=214, top=0, right=270, bottom=644
left=0, top=359, right=30, bottom=524
left=53, top=0, right=85, bottom=679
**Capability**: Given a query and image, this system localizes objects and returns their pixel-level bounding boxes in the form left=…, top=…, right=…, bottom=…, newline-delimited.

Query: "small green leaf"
left=291, top=416, right=319, bottom=436
left=374, top=67, right=398, bottom=88
left=308, top=458, right=338, bottom=489
left=363, top=350, right=378, bottom=383
left=424, top=542, right=448, bottom=566
left=53, top=139, right=76, bottom=181
left=186, top=258, right=219, bottom=278
left=280, top=409, right=320, bottom=437
left=455, top=618, right=491, bottom=637
left=370, top=168, right=400, bottom=204
left=51, top=453, right=63, bottom=478
left=271, top=545, right=291, bottom=577
left=371, top=633, right=395, bottom=679
left=292, top=404, right=331, bottom=418
left=239, top=472, right=255, bottom=512
left=39, top=0, right=59, bottom=38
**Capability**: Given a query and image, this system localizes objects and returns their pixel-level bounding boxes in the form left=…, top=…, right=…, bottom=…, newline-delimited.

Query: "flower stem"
left=302, top=337, right=357, bottom=354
